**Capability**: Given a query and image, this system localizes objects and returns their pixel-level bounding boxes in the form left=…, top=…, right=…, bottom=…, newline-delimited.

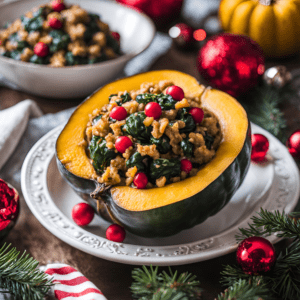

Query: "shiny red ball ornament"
left=165, top=85, right=184, bottom=101
left=115, top=136, right=132, bottom=153
left=110, top=106, right=127, bottom=121
left=286, top=130, right=300, bottom=159
left=106, top=224, right=126, bottom=242
left=180, top=159, right=193, bottom=173
left=236, top=236, right=276, bottom=275
left=48, top=17, right=63, bottom=29
left=169, top=23, right=195, bottom=49
left=133, top=172, right=148, bottom=189
left=197, top=33, right=265, bottom=98
left=72, top=203, right=94, bottom=227
left=51, top=0, right=66, bottom=12
left=251, top=134, right=269, bottom=162
left=34, top=42, right=49, bottom=57
left=145, top=102, right=162, bottom=119
left=116, top=0, right=183, bottom=27
left=189, top=107, right=204, bottom=124
left=0, top=179, right=19, bottom=239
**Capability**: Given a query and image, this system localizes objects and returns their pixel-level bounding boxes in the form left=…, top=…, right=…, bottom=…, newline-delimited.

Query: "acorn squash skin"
left=56, top=70, right=251, bottom=238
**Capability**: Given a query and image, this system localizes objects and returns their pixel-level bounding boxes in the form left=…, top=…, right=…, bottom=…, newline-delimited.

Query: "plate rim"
left=21, top=123, right=300, bottom=265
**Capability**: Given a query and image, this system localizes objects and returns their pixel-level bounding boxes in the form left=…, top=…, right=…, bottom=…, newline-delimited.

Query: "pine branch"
left=131, top=266, right=202, bottom=300
left=0, top=243, right=53, bottom=300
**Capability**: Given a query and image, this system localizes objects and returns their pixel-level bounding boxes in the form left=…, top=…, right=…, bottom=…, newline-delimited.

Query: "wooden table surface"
left=1, top=43, right=300, bottom=300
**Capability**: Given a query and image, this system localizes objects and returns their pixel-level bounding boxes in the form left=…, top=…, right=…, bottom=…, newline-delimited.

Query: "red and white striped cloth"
left=41, top=263, right=107, bottom=300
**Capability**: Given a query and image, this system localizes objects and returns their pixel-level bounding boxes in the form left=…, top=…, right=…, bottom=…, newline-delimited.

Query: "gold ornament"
left=263, top=66, right=292, bottom=88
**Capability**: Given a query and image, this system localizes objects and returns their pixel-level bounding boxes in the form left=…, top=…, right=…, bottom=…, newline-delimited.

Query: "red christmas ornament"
left=110, top=106, right=127, bottom=121
left=72, top=203, right=94, bottom=227
left=236, top=236, right=276, bottom=275
left=133, top=172, right=148, bottom=189
left=116, top=0, right=183, bottom=27
left=0, top=179, right=19, bottom=239
left=251, top=134, right=269, bottom=162
left=51, top=0, right=66, bottom=12
left=34, top=42, right=49, bottom=57
left=197, top=33, right=265, bottom=98
left=106, top=224, right=126, bottom=242
left=48, top=17, right=63, bottom=29
left=115, top=136, right=132, bottom=153
left=145, top=102, right=162, bottom=119
left=286, top=130, right=300, bottom=159
left=189, top=107, right=204, bottom=124
left=180, top=159, right=193, bottom=174
left=169, top=23, right=195, bottom=49
left=165, top=85, right=184, bottom=101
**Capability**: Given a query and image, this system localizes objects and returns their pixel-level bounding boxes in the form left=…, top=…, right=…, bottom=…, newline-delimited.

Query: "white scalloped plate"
left=21, top=123, right=300, bottom=266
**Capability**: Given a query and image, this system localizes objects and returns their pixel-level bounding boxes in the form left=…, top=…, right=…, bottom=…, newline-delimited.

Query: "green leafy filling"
left=135, top=93, right=177, bottom=110
left=21, top=15, right=44, bottom=32
left=65, top=51, right=87, bottom=66
left=84, top=13, right=100, bottom=42
left=204, top=134, right=214, bottom=150
left=126, top=152, right=146, bottom=172
left=149, top=158, right=181, bottom=183
left=181, top=137, right=193, bottom=157
left=29, top=54, right=49, bottom=64
left=150, top=135, right=171, bottom=154
left=92, top=114, right=103, bottom=125
left=176, top=108, right=196, bottom=133
left=49, top=30, right=70, bottom=52
left=9, top=33, right=29, bottom=51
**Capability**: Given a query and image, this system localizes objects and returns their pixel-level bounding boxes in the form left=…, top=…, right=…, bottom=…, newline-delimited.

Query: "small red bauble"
left=111, top=31, right=120, bottom=42
left=133, top=172, right=148, bottom=189
left=165, top=85, right=185, bottom=101
left=34, top=42, right=49, bottom=57
left=169, top=23, right=195, bottom=49
left=51, top=0, right=66, bottom=12
left=72, top=203, right=94, bottom=227
left=106, top=224, right=126, bottom=242
left=110, top=106, right=127, bottom=121
left=48, top=17, right=63, bottom=29
left=286, top=130, right=300, bottom=159
left=189, top=107, right=204, bottom=124
left=251, top=134, right=269, bottom=162
left=115, top=136, right=132, bottom=153
left=236, top=236, right=276, bottom=275
left=197, top=33, right=265, bottom=98
left=180, top=159, right=193, bottom=173
left=145, top=102, right=162, bottom=119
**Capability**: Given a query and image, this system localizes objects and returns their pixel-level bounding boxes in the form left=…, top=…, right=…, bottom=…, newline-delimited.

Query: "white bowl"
left=0, top=0, right=155, bottom=98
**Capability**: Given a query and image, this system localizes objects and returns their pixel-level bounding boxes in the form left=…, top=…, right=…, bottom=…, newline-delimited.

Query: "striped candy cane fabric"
left=42, top=263, right=107, bottom=300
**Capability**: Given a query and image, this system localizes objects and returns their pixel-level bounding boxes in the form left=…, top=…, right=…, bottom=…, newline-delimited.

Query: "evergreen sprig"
left=0, top=243, right=53, bottom=300
left=131, top=265, right=202, bottom=300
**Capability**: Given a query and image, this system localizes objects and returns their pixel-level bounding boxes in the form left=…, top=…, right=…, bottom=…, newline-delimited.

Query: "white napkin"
left=0, top=100, right=43, bottom=171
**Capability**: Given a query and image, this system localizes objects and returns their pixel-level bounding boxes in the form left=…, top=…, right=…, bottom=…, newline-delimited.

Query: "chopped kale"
left=29, top=54, right=49, bottom=64
left=177, top=108, right=196, bottom=133
left=149, top=158, right=181, bottom=183
left=88, top=53, right=107, bottom=64
left=150, top=135, right=171, bottom=154
left=126, top=152, right=146, bottom=172
left=106, top=34, right=120, bottom=54
left=9, top=50, right=21, bottom=61
left=49, top=30, right=70, bottom=52
left=92, top=114, right=103, bottom=125
left=181, top=137, right=193, bottom=157
left=204, top=134, right=214, bottom=150
left=84, top=13, right=100, bottom=42
left=120, top=92, right=132, bottom=104
left=21, top=15, right=44, bottom=32
left=65, top=51, right=87, bottom=66
left=135, top=93, right=176, bottom=110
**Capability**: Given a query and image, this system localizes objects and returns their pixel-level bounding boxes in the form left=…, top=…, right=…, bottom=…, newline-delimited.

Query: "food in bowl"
left=56, top=70, right=251, bottom=237
left=0, top=0, right=121, bottom=66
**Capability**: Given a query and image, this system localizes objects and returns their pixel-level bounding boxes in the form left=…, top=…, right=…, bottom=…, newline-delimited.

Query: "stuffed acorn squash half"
left=56, top=70, right=251, bottom=237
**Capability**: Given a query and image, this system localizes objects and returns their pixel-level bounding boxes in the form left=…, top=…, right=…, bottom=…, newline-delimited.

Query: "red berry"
left=110, top=106, right=127, bottom=121
left=48, top=17, right=63, bottom=29
left=165, top=85, right=184, bottom=101
left=115, top=136, right=132, bottom=153
left=145, top=102, right=162, bottom=119
left=180, top=159, right=193, bottom=173
left=189, top=107, right=204, bottom=124
left=287, top=130, right=300, bottom=158
left=34, top=42, right=49, bottom=57
left=251, top=134, right=269, bottom=162
left=111, top=31, right=120, bottom=42
left=72, top=203, right=94, bottom=226
left=51, top=0, right=66, bottom=12
left=106, top=224, right=126, bottom=243
left=133, top=172, right=148, bottom=189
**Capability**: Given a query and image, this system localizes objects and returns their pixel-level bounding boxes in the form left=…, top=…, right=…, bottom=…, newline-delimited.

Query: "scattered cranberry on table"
left=51, top=0, right=66, bottom=12
left=133, top=172, right=148, bottom=189
left=72, top=203, right=94, bottom=227
left=115, top=136, right=132, bottom=153
left=106, top=224, right=126, bottom=242
left=189, top=107, right=204, bottom=124
left=34, top=42, right=49, bottom=57
left=165, top=85, right=185, bottom=101
left=251, top=133, right=269, bottom=162
left=145, top=102, right=162, bottom=119
left=180, top=159, right=193, bottom=173
left=48, top=17, right=63, bottom=29
left=110, top=106, right=127, bottom=121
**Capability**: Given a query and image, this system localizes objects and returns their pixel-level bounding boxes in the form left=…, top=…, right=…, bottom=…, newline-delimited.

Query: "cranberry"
left=34, top=42, right=49, bottom=57
left=111, top=31, right=120, bottom=42
left=165, top=85, right=185, bottom=101
left=106, top=224, right=126, bottom=242
left=145, top=102, right=162, bottom=119
left=115, top=136, right=132, bottom=153
left=133, top=172, right=148, bottom=189
left=72, top=203, right=94, bottom=226
left=48, top=17, right=63, bottom=29
left=51, top=0, right=66, bottom=12
left=189, top=107, right=204, bottom=124
left=110, top=106, right=127, bottom=121
left=180, top=159, right=193, bottom=173
left=251, top=134, right=269, bottom=162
